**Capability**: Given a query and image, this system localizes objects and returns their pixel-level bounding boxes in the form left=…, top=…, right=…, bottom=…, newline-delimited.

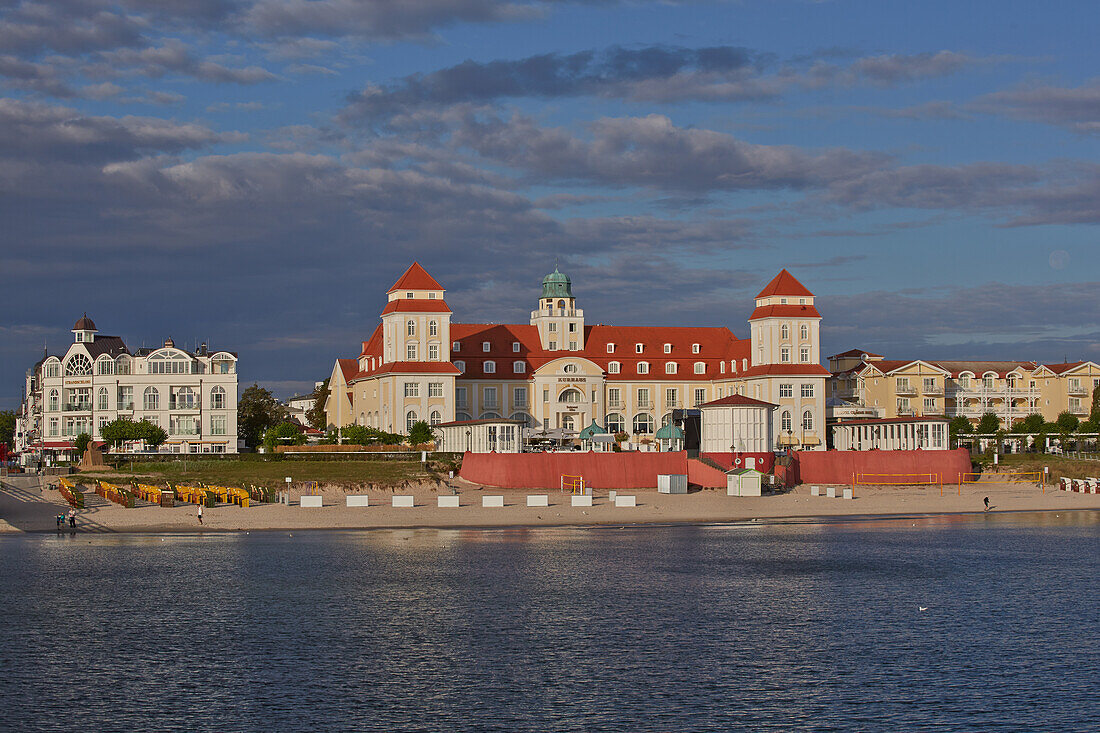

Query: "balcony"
left=1068, top=386, right=1089, bottom=396
left=607, top=400, right=622, bottom=409
left=921, top=385, right=944, bottom=395
left=665, top=400, right=681, bottom=408
left=637, top=401, right=652, bottom=409
left=895, top=386, right=916, bottom=396
left=116, top=403, right=134, bottom=412
left=168, top=401, right=199, bottom=411
left=63, top=403, right=91, bottom=412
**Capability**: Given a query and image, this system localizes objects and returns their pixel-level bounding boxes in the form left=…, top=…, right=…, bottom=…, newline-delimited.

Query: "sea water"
left=1, top=512, right=1098, bottom=732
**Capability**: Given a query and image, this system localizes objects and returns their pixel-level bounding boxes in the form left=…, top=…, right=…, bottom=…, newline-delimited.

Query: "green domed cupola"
left=541, top=267, right=573, bottom=299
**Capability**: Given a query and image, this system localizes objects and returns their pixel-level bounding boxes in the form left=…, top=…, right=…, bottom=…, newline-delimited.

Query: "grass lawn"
left=984, top=453, right=1100, bottom=483
left=77, top=458, right=444, bottom=488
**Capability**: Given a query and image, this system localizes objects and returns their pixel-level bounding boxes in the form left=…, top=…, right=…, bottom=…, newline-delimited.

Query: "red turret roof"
left=755, top=269, right=813, bottom=299
left=388, top=262, right=444, bottom=293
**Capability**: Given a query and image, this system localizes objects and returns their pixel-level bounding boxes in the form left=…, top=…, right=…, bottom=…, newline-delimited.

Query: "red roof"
left=1043, top=361, right=1088, bottom=375
left=380, top=299, right=451, bottom=315
left=351, top=361, right=462, bottom=380
left=336, top=358, right=358, bottom=383
left=755, top=269, right=813, bottom=299
left=698, top=394, right=777, bottom=409
left=387, top=262, right=444, bottom=293
left=748, top=303, right=821, bottom=320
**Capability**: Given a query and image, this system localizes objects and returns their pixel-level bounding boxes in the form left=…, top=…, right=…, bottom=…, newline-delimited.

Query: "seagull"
left=919, top=606, right=928, bottom=612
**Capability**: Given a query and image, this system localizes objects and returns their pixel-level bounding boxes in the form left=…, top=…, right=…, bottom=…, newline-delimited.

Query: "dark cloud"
left=90, top=42, right=277, bottom=84
left=451, top=112, right=890, bottom=192
left=0, top=2, right=146, bottom=55
left=849, top=51, right=976, bottom=85
left=976, top=79, right=1100, bottom=134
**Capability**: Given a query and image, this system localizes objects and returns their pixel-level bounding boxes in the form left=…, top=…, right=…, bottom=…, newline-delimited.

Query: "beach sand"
left=3, top=475, right=1099, bottom=533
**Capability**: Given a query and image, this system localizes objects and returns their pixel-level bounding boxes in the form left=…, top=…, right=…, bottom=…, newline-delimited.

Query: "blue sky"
left=2, top=0, right=1099, bottom=406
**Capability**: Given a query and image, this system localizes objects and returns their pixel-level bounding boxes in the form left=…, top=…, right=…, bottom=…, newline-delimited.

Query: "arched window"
left=781, top=324, right=789, bottom=340
left=781, top=410, right=792, bottom=432
left=148, top=351, right=190, bottom=374
left=513, top=361, right=525, bottom=373
left=48, top=389, right=59, bottom=412
left=429, top=320, right=438, bottom=336
left=479, top=412, right=501, bottom=420
left=143, top=387, right=159, bottom=411
left=557, top=300, right=566, bottom=309
left=694, top=362, right=705, bottom=374
left=430, top=410, right=442, bottom=426
left=96, top=356, right=113, bottom=375
left=454, top=360, right=465, bottom=373
left=44, top=359, right=60, bottom=378
left=633, top=413, right=654, bottom=434
left=563, top=363, right=578, bottom=374
left=455, top=412, right=472, bottom=422
left=406, top=410, right=418, bottom=432
left=637, top=362, right=649, bottom=374
left=661, top=412, right=673, bottom=427
left=97, top=387, right=109, bottom=410
left=510, top=412, right=531, bottom=427
left=211, top=354, right=235, bottom=374
left=210, top=386, right=226, bottom=410
left=665, top=362, right=677, bottom=374
left=173, top=386, right=196, bottom=410
left=407, top=320, right=416, bottom=336
left=802, top=410, right=814, bottom=431
left=65, top=353, right=92, bottom=376
left=605, top=413, right=625, bottom=433
left=608, top=361, right=620, bottom=374
left=558, top=388, right=583, bottom=403
left=800, top=324, right=809, bottom=339
left=359, top=412, right=365, bottom=425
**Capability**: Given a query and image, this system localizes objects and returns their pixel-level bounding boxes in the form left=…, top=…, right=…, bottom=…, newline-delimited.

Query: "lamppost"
left=466, top=429, right=471, bottom=453
left=786, top=429, right=793, bottom=455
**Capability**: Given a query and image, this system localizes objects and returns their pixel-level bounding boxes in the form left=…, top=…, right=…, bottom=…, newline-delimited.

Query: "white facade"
left=19, top=316, right=239, bottom=455
left=832, top=418, right=949, bottom=451
left=699, top=397, right=776, bottom=454
left=435, top=419, right=524, bottom=453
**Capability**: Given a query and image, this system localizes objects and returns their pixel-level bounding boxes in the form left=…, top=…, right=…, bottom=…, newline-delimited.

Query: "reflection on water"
left=2, top=512, right=1098, bottom=732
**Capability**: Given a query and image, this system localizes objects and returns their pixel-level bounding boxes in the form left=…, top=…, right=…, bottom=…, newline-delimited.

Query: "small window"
left=801, top=384, right=815, bottom=398
left=513, top=361, right=525, bottom=373
left=800, top=324, right=808, bottom=339
left=781, top=347, right=791, bottom=363
left=663, top=344, right=672, bottom=354
left=428, top=344, right=439, bottom=360
left=404, top=383, right=420, bottom=397
left=548, top=341, right=557, bottom=350
left=780, top=297, right=788, bottom=304
left=512, top=342, right=520, bottom=352
left=665, top=362, right=677, bottom=374
left=637, top=362, right=650, bottom=374
left=607, top=343, right=615, bottom=353
left=428, top=293, right=436, bottom=299
left=407, top=320, right=415, bottom=336
left=482, top=342, right=491, bottom=352
left=692, top=344, right=700, bottom=354
left=548, top=323, right=557, bottom=332
left=484, top=361, right=496, bottom=373
left=406, top=292, right=413, bottom=299
left=781, top=324, right=789, bottom=340
left=429, top=320, right=438, bottom=336
left=568, top=323, right=576, bottom=333
left=802, top=410, right=814, bottom=431
left=407, top=344, right=417, bottom=360
left=608, top=362, right=621, bottom=374
left=453, top=341, right=461, bottom=351
left=563, top=364, right=578, bottom=374
left=454, top=360, right=465, bottom=373
left=635, top=343, right=644, bottom=354
left=779, top=384, right=793, bottom=398
left=693, top=362, right=705, bottom=374
left=800, top=347, right=810, bottom=363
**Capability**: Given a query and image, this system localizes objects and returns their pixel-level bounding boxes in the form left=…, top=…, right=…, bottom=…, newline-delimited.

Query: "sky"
left=2, top=0, right=1099, bottom=407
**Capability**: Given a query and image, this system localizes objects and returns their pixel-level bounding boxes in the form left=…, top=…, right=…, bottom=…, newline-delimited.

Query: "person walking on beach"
left=197, top=504, right=203, bottom=525
left=67, top=508, right=76, bottom=530
left=983, top=496, right=990, bottom=512
left=55, top=513, right=63, bottom=531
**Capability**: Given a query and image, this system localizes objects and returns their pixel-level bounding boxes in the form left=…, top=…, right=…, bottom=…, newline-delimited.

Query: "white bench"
left=571, top=495, right=593, bottom=507
left=526, top=495, right=549, bottom=507
left=482, top=495, right=504, bottom=508
left=392, top=496, right=414, bottom=508
left=437, top=496, right=460, bottom=508
left=810, top=486, right=821, bottom=496
left=300, top=495, right=323, bottom=508
left=843, top=488, right=853, bottom=500
left=608, top=490, right=617, bottom=502
left=346, top=495, right=369, bottom=507
left=614, top=495, right=637, bottom=507
left=826, top=487, right=837, bottom=499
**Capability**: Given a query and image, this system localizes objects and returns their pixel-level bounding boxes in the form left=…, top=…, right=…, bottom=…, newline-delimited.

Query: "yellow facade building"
left=829, top=350, right=1100, bottom=425
left=326, top=263, right=830, bottom=450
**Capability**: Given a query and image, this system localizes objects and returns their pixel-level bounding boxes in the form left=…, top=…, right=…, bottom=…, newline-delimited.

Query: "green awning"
left=578, top=420, right=609, bottom=440
left=655, top=424, right=684, bottom=440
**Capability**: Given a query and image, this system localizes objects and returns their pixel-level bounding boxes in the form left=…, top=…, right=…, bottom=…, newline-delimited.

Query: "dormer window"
left=780, top=298, right=788, bottom=304
left=482, top=342, right=490, bottom=352
left=454, top=360, right=465, bottom=373
left=607, top=344, right=615, bottom=353
left=608, top=361, right=620, bottom=374
left=635, top=344, right=644, bottom=354
left=799, top=298, right=806, bottom=305
left=428, top=293, right=436, bottom=299
left=692, top=344, right=700, bottom=354
left=484, top=361, right=496, bottom=373
left=694, top=362, right=705, bottom=374
left=512, top=342, right=520, bottom=352
left=665, top=362, right=677, bottom=374
left=453, top=341, right=461, bottom=351
left=513, top=361, right=525, bottom=373
left=406, top=292, right=413, bottom=299
left=637, top=362, right=649, bottom=374
left=663, top=344, right=672, bottom=354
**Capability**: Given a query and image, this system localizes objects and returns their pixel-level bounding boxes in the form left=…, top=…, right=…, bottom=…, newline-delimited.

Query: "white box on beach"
left=571, top=495, right=593, bottom=507
left=527, top=495, right=549, bottom=507
left=614, top=495, right=637, bottom=507
left=827, top=487, right=837, bottom=498
left=810, top=486, right=821, bottom=496
left=482, top=495, right=504, bottom=508
left=300, top=496, right=323, bottom=508
left=608, top=490, right=617, bottom=501
left=392, top=496, right=414, bottom=508
left=346, top=495, right=369, bottom=507
left=843, top=488, right=853, bottom=500
left=657, top=474, right=688, bottom=494
left=437, top=496, right=460, bottom=508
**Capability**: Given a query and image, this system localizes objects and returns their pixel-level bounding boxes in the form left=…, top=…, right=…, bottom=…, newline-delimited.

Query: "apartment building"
left=17, top=315, right=239, bottom=456
left=829, top=350, right=1100, bottom=425
left=325, top=263, right=829, bottom=450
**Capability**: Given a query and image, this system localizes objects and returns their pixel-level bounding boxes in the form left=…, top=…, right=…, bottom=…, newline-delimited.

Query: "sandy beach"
left=3, top=474, right=1099, bottom=533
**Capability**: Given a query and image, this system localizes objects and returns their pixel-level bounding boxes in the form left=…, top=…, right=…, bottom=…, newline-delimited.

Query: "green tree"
left=0, top=409, right=16, bottom=448
left=948, top=416, right=971, bottom=448
left=408, top=420, right=433, bottom=446
left=976, top=412, right=1001, bottom=434
left=135, top=420, right=167, bottom=448
left=1016, top=413, right=1045, bottom=434
left=1055, top=411, right=1080, bottom=432
left=263, top=422, right=307, bottom=451
left=74, top=432, right=92, bottom=455
left=1092, top=383, right=1100, bottom=424
left=100, top=418, right=166, bottom=450
left=237, top=384, right=289, bottom=448
left=306, top=378, right=329, bottom=430
left=340, top=425, right=373, bottom=446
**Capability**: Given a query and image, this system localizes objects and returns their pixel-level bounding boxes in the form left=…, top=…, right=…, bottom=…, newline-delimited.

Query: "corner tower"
left=531, top=267, right=584, bottom=351
left=748, top=269, right=821, bottom=367
left=381, top=262, right=451, bottom=364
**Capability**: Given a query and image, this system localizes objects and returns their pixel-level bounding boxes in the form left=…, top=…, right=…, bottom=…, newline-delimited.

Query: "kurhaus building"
left=325, top=263, right=828, bottom=451
left=16, top=315, right=239, bottom=456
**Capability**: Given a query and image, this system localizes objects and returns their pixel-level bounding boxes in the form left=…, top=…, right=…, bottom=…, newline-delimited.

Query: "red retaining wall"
left=790, top=448, right=973, bottom=486
left=701, top=452, right=776, bottom=474
left=460, top=451, right=696, bottom=490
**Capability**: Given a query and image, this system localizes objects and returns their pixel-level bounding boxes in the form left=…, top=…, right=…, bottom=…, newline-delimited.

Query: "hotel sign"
left=65, top=378, right=91, bottom=386
left=558, top=377, right=587, bottom=383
